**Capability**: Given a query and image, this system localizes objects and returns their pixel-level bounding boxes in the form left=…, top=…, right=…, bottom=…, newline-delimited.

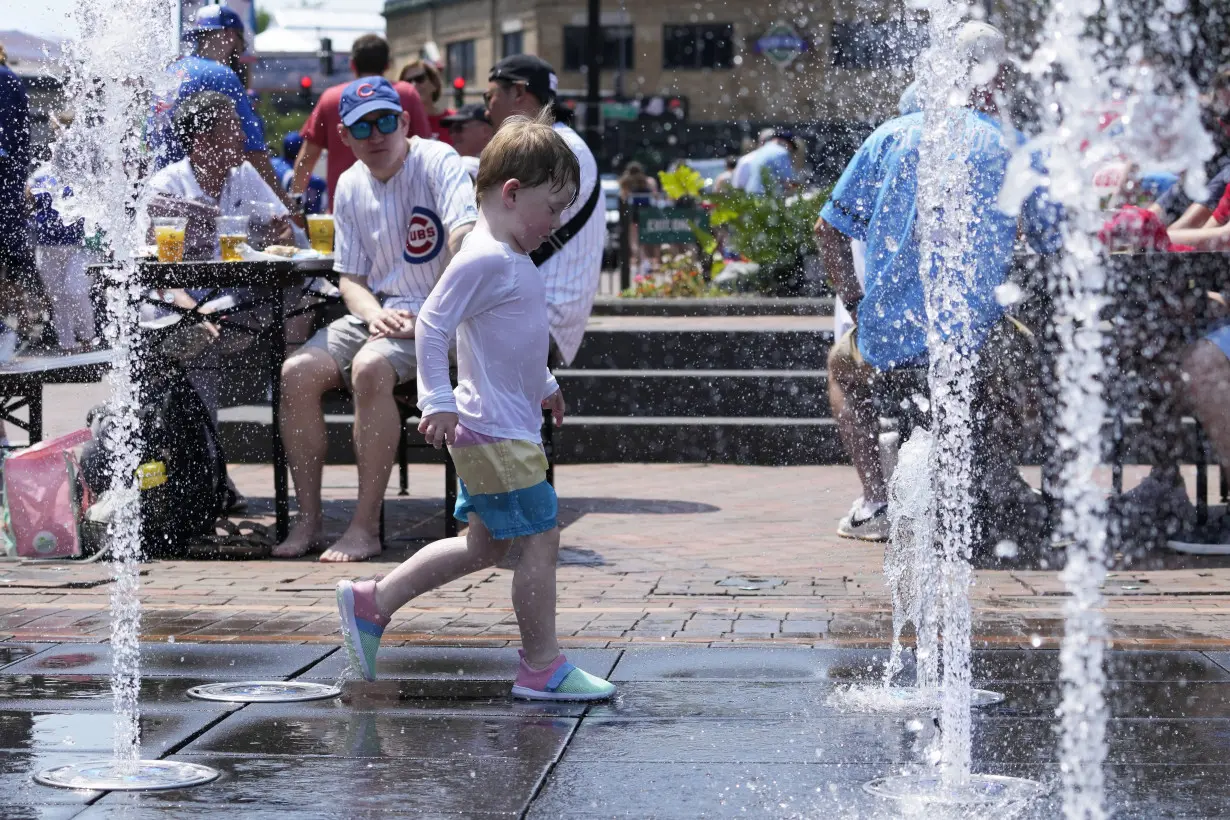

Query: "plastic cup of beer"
left=215, top=215, right=250, bottom=262
left=152, top=217, right=187, bottom=263
left=307, top=214, right=335, bottom=255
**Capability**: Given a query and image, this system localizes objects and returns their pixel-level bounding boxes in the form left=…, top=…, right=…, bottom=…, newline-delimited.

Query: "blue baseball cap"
left=339, top=76, right=402, bottom=127
left=282, top=131, right=303, bottom=159
left=184, top=4, right=245, bottom=38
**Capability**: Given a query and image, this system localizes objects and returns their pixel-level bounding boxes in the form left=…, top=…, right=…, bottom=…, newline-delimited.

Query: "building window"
left=562, top=25, right=635, bottom=72
left=502, top=31, right=523, bottom=58
left=446, top=39, right=476, bottom=83
left=830, top=22, right=927, bottom=69
left=663, top=24, right=734, bottom=70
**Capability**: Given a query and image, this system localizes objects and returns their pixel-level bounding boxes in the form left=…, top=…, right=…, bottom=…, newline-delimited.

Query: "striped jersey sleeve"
left=332, top=172, right=369, bottom=276
left=537, top=124, right=606, bottom=365
left=420, top=141, right=478, bottom=233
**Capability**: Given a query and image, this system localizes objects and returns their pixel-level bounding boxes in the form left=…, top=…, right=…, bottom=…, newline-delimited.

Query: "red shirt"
left=1212, top=180, right=1230, bottom=226
left=300, top=80, right=432, bottom=206
left=427, top=111, right=454, bottom=145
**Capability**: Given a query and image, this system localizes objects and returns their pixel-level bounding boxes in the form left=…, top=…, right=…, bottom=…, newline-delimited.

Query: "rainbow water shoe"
left=511, top=650, right=616, bottom=701
left=336, top=579, right=389, bottom=682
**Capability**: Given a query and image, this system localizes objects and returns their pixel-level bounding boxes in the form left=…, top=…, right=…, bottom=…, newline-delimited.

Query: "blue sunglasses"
left=347, top=113, right=400, bottom=140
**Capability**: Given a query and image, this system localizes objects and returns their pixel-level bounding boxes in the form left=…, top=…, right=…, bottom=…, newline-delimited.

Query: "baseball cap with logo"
left=184, top=4, right=245, bottom=38
left=439, top=103, right=490, bottom=126
left=339, top=76, right=403, bottom=127
left=489, top=55, right=559, bottom=103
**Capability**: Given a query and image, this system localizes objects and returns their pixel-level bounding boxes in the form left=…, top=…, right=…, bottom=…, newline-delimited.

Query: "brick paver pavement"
left=1, top=460, right=1228, bottom=651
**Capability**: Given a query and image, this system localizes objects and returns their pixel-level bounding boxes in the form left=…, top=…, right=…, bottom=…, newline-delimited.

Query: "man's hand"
left=542, top=389, right=566, bottom=427
left=419, top=412, right=459, bottom=449
left=251, top=215, right=295, bottom=248
left=368, top=308, right=415, bottom=340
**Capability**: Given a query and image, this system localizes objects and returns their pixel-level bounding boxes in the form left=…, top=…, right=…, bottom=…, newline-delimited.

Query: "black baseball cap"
left=489, top=54, right=558, bottom=102
left=439, top=103, right=490, bottom=126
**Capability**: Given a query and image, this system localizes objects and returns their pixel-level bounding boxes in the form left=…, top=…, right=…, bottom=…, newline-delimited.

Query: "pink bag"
left=4, top=429, right=93, bottom=559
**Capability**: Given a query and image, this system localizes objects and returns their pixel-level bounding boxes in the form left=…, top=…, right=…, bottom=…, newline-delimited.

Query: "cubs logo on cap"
left=403, top=207, right=445, bottom=264
left=340, top=76, right=403, bottom=126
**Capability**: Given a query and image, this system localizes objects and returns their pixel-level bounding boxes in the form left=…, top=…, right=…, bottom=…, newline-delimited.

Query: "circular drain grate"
left=36, top=760, right=220, bottom=791
left=863, top=773, right=1046, bottom=806
left=186, top=681, right=341, bottom=703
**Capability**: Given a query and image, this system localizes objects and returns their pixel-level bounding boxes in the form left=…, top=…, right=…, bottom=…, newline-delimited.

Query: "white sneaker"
left=837, top=497, right=890, bottom=542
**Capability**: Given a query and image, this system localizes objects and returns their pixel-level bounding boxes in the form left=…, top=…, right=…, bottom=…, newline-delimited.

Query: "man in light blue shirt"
left=814, top=22, right=1062, bottom=542
left=733, top=130, right=797, bottom=195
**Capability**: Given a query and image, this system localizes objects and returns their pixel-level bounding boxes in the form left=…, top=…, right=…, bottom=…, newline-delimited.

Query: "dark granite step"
left=555, top=369, right=830, bottom=418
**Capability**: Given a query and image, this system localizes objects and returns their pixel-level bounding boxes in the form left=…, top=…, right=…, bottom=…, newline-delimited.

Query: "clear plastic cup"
left=215, top=215, right=250, bottom=262
left=152, top=217, right=187, bottom=263
left=306, top=214, right=335, bottom=255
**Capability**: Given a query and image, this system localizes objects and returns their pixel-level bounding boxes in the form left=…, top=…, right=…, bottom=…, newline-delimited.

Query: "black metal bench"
left=0, top=350, right=114, bottom=447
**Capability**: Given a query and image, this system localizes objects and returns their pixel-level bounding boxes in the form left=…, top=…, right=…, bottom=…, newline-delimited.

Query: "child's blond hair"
left=475, top=106, right=580, bottom=206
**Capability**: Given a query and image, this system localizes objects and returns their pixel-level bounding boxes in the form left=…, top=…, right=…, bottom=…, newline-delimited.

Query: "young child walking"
left=335, top=109, right=615, bottom=701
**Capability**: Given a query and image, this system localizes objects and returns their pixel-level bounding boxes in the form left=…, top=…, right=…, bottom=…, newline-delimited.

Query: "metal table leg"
left=27, top=377, right=42, bottom=444
left=271, top=292, right=289, bottom=542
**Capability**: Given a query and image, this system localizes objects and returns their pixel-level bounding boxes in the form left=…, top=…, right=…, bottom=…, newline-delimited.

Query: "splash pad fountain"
left=843, top=0, right=1217, bottom=814
left=28, top=0, right=223, bottom=792
left=854, top=6, right=1046, bottom=808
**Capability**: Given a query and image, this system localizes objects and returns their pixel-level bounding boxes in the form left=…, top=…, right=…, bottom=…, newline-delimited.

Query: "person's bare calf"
left=511, top=527, right=562, bottom=668
left=272, top=347, right=341, bottom=558
left=828, top=341, right=888, bottom=505
left=374, top=515, right=507, bottom=617
left=1185, top=339, right=1230, bottom=472
left=319, top=351, right=402, bottom=563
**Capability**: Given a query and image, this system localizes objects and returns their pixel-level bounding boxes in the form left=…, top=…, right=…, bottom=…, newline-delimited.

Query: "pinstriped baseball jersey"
left=539, top=124, right=606, bottom=365
left=332, top=137, right=478, bottom=314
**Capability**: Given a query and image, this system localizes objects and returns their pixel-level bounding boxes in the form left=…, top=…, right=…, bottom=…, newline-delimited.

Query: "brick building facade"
left=382, top=0, right=928, bottom=125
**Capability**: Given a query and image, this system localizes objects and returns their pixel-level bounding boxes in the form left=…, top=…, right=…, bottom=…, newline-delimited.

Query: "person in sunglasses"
left=292, top=34, right=431, bottom=210
left=438, top=104, right=494, bottom=182
left=275, top=76, right=477, bottom=563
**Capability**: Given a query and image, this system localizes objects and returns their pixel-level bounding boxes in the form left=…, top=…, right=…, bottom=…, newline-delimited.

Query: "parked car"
left=683, top=158, right=729, bottom=192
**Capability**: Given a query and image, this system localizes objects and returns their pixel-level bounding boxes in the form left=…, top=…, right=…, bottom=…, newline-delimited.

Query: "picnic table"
left=89, top=256, right=334, bottom=541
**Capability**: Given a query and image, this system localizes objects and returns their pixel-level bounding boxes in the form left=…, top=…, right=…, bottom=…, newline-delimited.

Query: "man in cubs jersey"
left=484, top=55, right=606, bottom=366
left=276, top=77, right=477, bottom=563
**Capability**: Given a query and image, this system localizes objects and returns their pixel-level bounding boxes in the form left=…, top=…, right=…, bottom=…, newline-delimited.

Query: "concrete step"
left=218, top=406, right=1211, bottom=468
left=573, top=316, right=834, bottom=371
left=558, top=416, right=845, bottom=465
left=590, top=296, right=835, bottom=317
left=556, top=369, right=830, bottom=418
left=217, top=407, right=843, bottom=466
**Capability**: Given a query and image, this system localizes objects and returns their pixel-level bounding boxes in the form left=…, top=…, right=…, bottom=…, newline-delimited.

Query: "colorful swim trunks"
left=448, top=425, right=558, bottom=540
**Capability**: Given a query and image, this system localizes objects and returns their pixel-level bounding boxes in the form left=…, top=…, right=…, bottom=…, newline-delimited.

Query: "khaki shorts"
left=304, top=314, right=417, bottom=390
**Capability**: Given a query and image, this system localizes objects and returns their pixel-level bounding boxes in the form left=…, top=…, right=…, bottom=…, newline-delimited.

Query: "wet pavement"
left=1, top=641, right=1229, bottom=817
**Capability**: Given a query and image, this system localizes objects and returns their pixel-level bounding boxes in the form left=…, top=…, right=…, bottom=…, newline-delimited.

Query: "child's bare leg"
left=510, top=527, right=561, bottom=668
left=373, top=515, right=507, bottom=618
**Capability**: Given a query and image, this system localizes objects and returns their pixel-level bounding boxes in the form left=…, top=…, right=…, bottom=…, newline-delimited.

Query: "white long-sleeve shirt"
left=416, top=226, right=559, bottom=443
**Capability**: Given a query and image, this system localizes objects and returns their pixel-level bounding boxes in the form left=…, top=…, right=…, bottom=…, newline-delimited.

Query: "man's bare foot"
left=319, top=529, right=383, bottom=563
left=271, top=520, right=326, bottom=559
